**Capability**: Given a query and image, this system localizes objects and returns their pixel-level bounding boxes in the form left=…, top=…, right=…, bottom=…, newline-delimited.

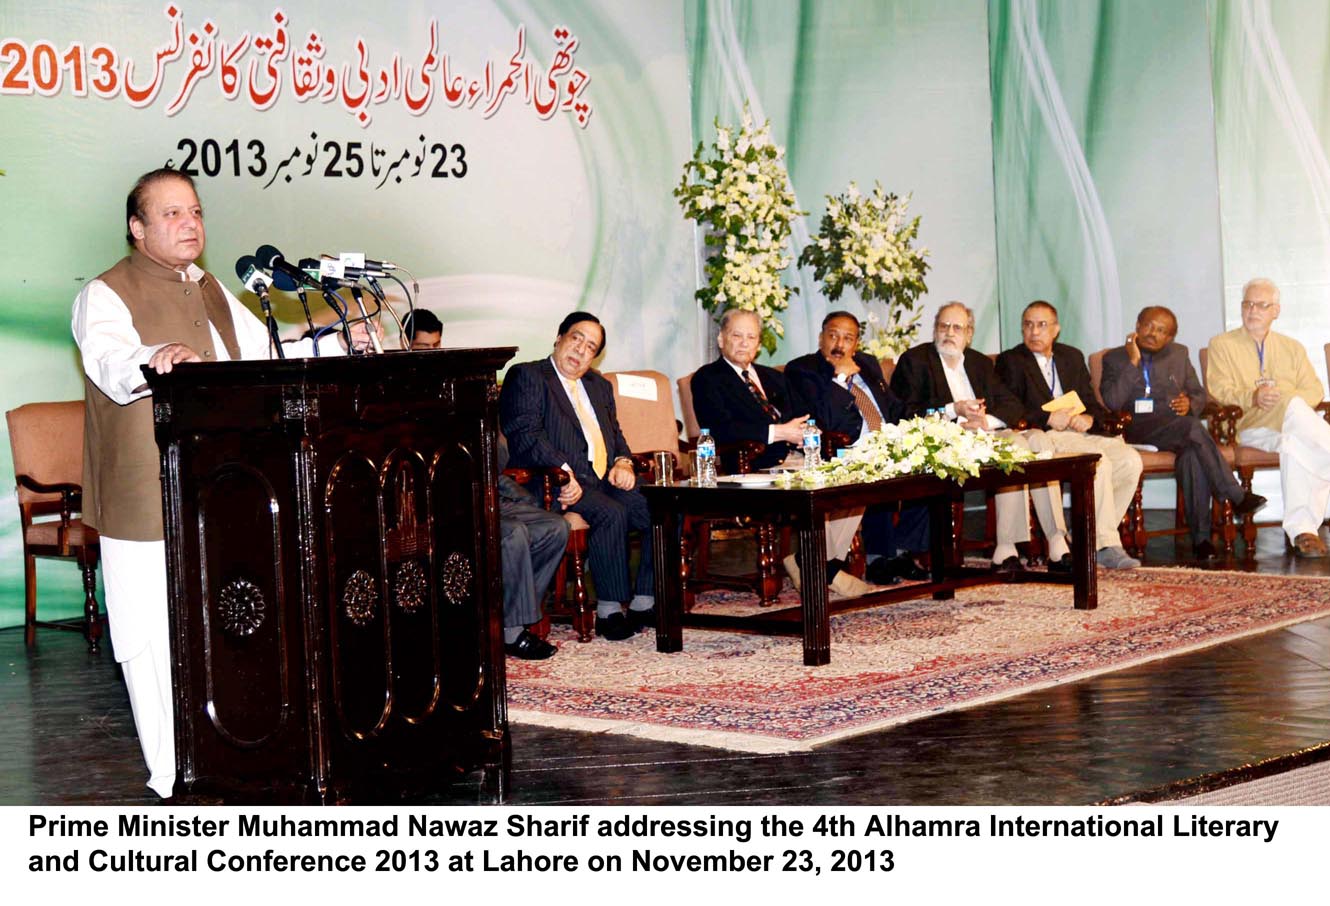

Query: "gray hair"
left=1242, top=277, right=1280, bottom=305
left=719, top=308, right=761, bottom=332
left=934, top=301, right=975, bottom=329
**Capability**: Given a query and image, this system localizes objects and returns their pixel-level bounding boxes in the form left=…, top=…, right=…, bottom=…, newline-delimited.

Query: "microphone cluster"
left=235, top=244, right=401, bottom=356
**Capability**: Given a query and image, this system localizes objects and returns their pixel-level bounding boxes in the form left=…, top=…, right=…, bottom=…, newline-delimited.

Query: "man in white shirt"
left=72, top=168, right=374, bottom=798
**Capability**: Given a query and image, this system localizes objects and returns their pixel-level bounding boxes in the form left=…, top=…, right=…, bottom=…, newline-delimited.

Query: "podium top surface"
left=143, top=346, right=517, bottom=390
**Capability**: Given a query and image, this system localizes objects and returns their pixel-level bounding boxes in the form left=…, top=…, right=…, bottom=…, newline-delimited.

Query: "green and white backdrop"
left=3, top=0, right=1328, bottom=628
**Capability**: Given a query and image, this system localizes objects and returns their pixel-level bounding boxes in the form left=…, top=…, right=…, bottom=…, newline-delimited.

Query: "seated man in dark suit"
left=497, top=436, right=566, bottom=659
left=784, top=310, right=929, bottom=584
left=890, top=302, right=1067, bottom=573
left=1100, top=305, right=1265, bottom=558
left=691, top=308, right=811, bottom=472
left=692, top=308, right=878, bottom=599
left=996, top=300, right=1143, bottom=569
left=499, top=312, right=652, bottom=641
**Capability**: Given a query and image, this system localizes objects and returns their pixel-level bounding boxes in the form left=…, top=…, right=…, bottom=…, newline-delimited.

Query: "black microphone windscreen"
left=255, top=244, right=284, bottom=267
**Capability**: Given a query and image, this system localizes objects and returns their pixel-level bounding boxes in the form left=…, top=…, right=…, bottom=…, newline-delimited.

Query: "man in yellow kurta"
left=1206, top=278, right=1330, bottom=557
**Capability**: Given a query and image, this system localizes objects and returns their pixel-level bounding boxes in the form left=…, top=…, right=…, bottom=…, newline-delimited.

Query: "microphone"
left=299, top=258, right=360, bottom=289
left=335, top=251, right=397, bottom=273
left=255, top=244, right=321, bottom=290
left=234, top=255, right=273, bottom=305
left=235, top=255, right=286, bottom=360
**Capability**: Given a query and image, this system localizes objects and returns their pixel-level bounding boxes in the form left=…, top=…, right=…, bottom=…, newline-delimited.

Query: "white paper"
left=615, top=373, right=658, bottom=401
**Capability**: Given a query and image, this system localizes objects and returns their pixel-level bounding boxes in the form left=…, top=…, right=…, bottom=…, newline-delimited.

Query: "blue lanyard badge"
left=1136, top=355, right=1154, bottom=414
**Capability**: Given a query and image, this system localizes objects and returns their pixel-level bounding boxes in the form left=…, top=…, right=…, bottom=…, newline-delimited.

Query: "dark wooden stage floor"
left=4, top=520, right=1330, bottom=807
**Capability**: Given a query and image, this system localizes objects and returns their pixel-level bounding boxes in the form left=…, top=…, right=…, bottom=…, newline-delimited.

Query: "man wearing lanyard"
left=1101, top=306, right=1266, bottom=558
left=1206, top=278, right=1330, bottom=558
left=996, top=301, right=1143, bottom=569
left=890, top=302, right=1069, bottom=575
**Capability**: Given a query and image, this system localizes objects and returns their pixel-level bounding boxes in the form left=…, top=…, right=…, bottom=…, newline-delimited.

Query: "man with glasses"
left=499, top=312, right=654, bottom=639
left=890, top=302, right=1069, bottom=574
left=1205, top=279, right=1329, bottom=558
left=1101, top=305, right=1265, bottom=559
left=996, top=300, right=1143, bottom=569
left=785, top=310, right=930, bottom=584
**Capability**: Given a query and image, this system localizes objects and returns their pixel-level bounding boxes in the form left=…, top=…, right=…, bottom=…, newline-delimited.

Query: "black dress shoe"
left=1046, top=553, right=1073, bottom=574
left=595, top=612, right=636, bottom=641
left=867, top=554, right=927, bottom=584
left=990, top=555, right=1022, bottom=576
left=626, top=607, right=656, bottom=633
left=1193, top=539, right=1218, bottom=560
left=1232, top=492, right=1268, bottom=517
left=863, top=559, right=903, bottom=585
left=504, top=630, right=557, bottom=660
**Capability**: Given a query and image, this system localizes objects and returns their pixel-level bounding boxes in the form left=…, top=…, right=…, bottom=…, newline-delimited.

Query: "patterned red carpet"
left=507, top=568, right=1330, bottom=752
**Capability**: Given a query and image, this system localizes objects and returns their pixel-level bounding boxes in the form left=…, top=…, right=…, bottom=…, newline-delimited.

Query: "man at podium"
left=70, top=167, right=375, bottom=798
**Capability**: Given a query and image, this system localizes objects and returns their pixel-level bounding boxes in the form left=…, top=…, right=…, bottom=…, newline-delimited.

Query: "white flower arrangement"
left=799, top=181, right=930, bottom=362
left=776, top=415, right=1035, bottom=489
left=675, top=105, right=803, bottom=354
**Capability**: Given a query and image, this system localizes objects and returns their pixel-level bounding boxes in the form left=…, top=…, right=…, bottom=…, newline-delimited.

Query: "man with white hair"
left=890, top=302, right=1070, bottom=574
left=1206, top=278, right=1330, bottom=558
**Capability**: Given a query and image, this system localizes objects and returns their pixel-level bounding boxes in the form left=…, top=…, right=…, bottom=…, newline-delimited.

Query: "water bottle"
left=696, top=428, right=717, bottom=487
left=802, top=419, right=822, bottom=469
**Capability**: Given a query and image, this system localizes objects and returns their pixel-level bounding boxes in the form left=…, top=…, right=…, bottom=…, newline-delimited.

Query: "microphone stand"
left=256, top=287, right=286, bottom=360
left=348, top=286, right=383, bottom=355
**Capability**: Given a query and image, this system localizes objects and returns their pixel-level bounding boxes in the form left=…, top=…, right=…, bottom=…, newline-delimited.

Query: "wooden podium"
left=146, top=348, right=515, bottom=804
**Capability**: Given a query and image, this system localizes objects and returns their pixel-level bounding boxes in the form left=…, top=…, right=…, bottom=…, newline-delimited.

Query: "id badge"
left=1134, top=398, right=1154, bottom=414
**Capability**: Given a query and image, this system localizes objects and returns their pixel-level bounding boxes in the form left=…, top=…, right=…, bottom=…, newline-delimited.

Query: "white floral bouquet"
left=799, top=181, right=929, bottom=361
left=675, top=105, right=802, bottom=355
left=860, top=309, right=922, bottom=362
left=776, top=415, right=1035, bottom=489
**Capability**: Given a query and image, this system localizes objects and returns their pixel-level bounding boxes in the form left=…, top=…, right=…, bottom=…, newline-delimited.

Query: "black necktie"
left=742, top=369, right=782, bottom=423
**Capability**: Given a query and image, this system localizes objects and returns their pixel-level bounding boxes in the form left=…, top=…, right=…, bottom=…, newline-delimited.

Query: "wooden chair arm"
left=1096, top=411, right=1132, bottom=436
left=1201, top=403, right=1242, bottom=445
left=726, top=440, right=768, bottom=475
left=1317, top=402, right=1330, bottom=426
left=502, top=466, right=570, bottom=510
left=16, top=474, right=81, bottom=524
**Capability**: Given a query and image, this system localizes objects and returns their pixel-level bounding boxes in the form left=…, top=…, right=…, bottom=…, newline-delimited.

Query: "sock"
left=992, top=542, right=1018, bottom=564
left=597, top=602, right=622, bottom=619
left=628, top=594, right=653, bottom=612
left=503, top=626, right=524, bottom=645
left=1046, top=533, right=1070, bottom=562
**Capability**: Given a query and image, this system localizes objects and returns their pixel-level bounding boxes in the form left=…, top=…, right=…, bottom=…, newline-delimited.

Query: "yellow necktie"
left=567, top=378, right=607, bottom=478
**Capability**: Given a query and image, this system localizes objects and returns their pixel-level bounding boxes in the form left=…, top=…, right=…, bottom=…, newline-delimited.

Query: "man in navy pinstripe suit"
left=499, top=313, right=653, bottom=641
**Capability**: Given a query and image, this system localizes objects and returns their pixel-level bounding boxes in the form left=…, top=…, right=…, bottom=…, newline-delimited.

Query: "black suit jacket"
left=691, top=356, right=808, bottom=471
left=784, top=351, right=906, bottom=437
left=499, top=358, right=633, bottom=488
left=889, top=343, right=1025, bottom=427
left=1099, top=342, right=1207, bottom=443
left=995, top=342, right=1111, bottom=432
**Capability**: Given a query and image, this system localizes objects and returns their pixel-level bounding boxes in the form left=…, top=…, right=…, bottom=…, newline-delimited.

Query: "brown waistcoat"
left=81, top=251, right=242, bottom=541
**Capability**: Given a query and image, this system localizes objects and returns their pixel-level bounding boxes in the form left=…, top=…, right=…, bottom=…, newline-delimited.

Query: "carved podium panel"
left=147, top=348, right=515, bottom=804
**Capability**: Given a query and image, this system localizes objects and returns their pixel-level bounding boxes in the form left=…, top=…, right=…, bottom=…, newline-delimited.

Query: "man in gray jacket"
left=1100, top=306, right=1266, bottom=558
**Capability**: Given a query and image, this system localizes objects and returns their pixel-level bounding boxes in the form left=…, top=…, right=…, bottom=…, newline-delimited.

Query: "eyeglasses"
left=936, top=322, right=971, bottom=334
left=1240, top=300, right=1276, bottom=311
left=1021, top=320, right=1055, bottom=331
